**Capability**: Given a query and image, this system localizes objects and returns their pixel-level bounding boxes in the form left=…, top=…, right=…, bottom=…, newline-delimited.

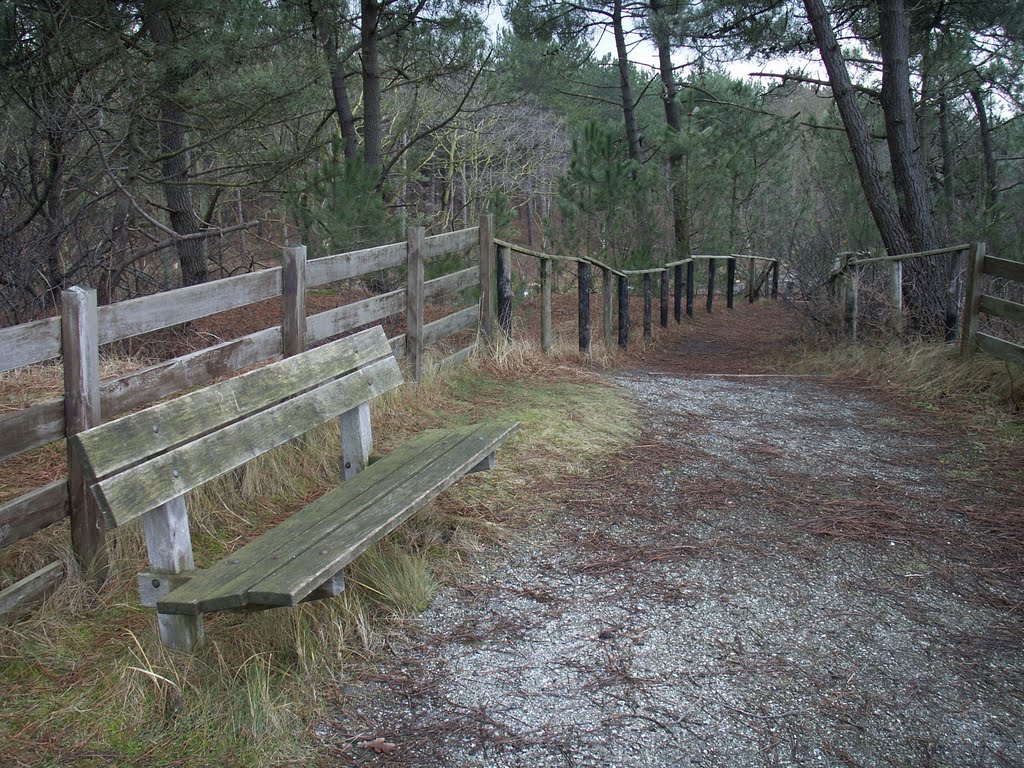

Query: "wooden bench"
left=69, top=326, right=518, bottom=651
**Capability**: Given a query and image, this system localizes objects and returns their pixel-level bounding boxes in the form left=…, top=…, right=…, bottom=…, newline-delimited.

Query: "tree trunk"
left=650, top=0, right=687, bottom=257
left=146, top=3, right=207, bottom=287
left=939, top=92, right=954, bottom=213
left=613, top=0, right=642, bottom=163
left=802, top=0, right=912, bottom=257
left=877, top=0, right=935, bottom=253
left=969, top=87, right=998, bottom=217
left=361, top=0, right=383, bottom=174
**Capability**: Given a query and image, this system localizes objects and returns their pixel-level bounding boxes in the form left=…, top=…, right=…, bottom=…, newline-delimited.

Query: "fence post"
left=407, top=226, right=425, bottom=381
left=540, top=257, right=552, bottom=353
left=282, top=244, right=307, bottom=357
left=659, top=270, right=669, bottom=328
left=890, top=259, right=903, bottom=335
left=62, top=286, right=107, bottom=583
left=643, top=273, right=653, bottom=341
left=478, top=214, right=495, bottom=344
left=748, top=258, right=756, bottom=303
left=497, top=243, right=513, bottom=341
left=726, top=257, right=736, bottom=309
left=617, top=275, right=629, bottom=348
left=771, top=260, right=779, bottom=299
left=686, top=260, right=695, bottom=317
left=578, top=260, right=591, bottom=354
left=673, top=264, right=683, bottom=322
left=602, top=267, right=614, bottom=350
left=850, top=266, right=860, bottom=340
left=706, top=259, right=716, bottom=313
left=960, top=241, right=985, bottom=356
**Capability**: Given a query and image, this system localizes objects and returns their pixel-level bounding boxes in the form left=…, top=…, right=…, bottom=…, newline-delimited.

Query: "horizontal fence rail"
left=962, top=244, right=1024, bottom=366
left=0, top=218, right=493, bottom=617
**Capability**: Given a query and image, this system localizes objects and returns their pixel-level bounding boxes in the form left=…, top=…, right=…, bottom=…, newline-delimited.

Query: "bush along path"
left=326, top=304, right=1024, bottom=767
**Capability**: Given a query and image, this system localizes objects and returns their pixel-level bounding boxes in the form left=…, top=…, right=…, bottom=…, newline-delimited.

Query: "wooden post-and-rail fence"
left=0, top=217, right=496, bottom=620
left=491, top=240, right=781, bottom=354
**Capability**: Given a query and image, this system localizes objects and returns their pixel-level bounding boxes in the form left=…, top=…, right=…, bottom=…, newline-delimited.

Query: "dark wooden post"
left=602, top=267, right=614, bottom=350
left=673, top=264, right=683, bottom=322
left=617, top=275, right=629, bottom=348
left=643, top=273, right=653, bottom=341
left=406, top=227, right=425, bottom=380
left=62, top=286, right=107, bottom=583
left=706, top=259, right=716, bottom=314
left=478, top=214, right=495, bottom=343
left=496, top=243, right=512, bottom=341
left=540, top=257, right=552, bottom=352
left=726, top=257, right=736, bottom=309
left=282, top=244, right=307, bottom=357
left=960, top=242, right=985, bottom=356
left=578, top=260, right=591, bottom=354
left=748, top=257, right=756, bottom=303
left=686, top=260, right=695, bottom=317
left=659, top=270, right=669, bottom=328
left=771, top=260, right=779, bottom=299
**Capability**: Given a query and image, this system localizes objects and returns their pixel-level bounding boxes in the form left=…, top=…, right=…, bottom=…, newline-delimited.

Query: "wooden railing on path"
left=0, top=218, right=494, bottom=615
left=492, top=239, right=780, bottom=353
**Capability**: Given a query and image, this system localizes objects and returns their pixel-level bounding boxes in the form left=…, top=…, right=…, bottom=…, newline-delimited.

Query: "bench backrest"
left=70, top=326, right=403, bottom=528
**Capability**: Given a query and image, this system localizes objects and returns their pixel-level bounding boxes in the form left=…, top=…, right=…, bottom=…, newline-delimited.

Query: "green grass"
left=0, top=350, right=639, bottom=767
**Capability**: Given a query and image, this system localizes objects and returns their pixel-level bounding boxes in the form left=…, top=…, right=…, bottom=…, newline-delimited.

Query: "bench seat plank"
left=90, top=357, right=402, bottom=527
left=245, top=422, right=518, bottom=607
left=73, top=327, right=393, bottom=482
left=157, top=422, right=518, bottom=615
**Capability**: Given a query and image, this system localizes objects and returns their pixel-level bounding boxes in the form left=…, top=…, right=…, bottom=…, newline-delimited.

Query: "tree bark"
left=613, top=0, right=642, bottom=163
left=877, top=0, right=935, bottom=252
left=802, top=0, right=912, bottom=257
left=650, top=0, right=687, bottom=257
left=310, top=7, right=359, bottom=161
left=361, top=0, right=383, bottom=173
left=145, top=2, right=207, bottom=287
left=969, top=86, right=997, bottom=216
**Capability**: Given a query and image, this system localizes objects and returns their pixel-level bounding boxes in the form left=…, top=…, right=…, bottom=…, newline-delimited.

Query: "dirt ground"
left=324, top=304, right=1024, bottom=767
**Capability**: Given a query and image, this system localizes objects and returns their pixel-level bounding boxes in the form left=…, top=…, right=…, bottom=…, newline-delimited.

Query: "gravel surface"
left=328, top=317, right=1023, bottom=767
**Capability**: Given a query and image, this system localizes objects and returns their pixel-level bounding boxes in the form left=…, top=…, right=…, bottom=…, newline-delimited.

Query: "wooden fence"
left=0, top=217, right=496, bottom=617
left=961, top=243, right=1024, bottom=366
left=492, top=239, right=780, bottom=352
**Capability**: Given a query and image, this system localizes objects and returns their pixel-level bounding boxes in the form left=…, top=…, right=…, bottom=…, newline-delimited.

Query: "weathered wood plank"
left=578, top=261, right=591, bottom=354
left=479, top=214, right=495, bottom=343
left=983, top=256, right=1024, bottom=284
left=977, top=333, right=1024, bottom=367
left=660, top=270, right=669, bottom=328
left=847, top=243, right=970, bottom=267
left=686, top=260, right=695, bottom=317
left=389, top=334, right=406, bottom=359
left=0, top=317, right=62, bottom=371
left=643, top=273, right=653, bottom=341
left=157, top=428, right=465, bottom=613
left=960, top=243, right=986, bottom=356
left=282, top=245, right=307, bottom=357
left=424, top=227, right=479, bottom=260
left=980, top=295, right=1024, bottom=325
left=143, top=495, right=205, bottom=651
left=0, top=561, right=64, bottom=622
left=306, top=290, right=404, bottom=346
left=540, top=258, right=553, bottom=353
left=424, top=267, right=479, bottom=301
left=423, top=306, right=478, bottom=348
left=97, top=268, right=282, bottom=345
left=441, top=344, right=474, bottom=369
left=497, top=244, right=512, bottom=341
left=63, top=287, right=106, bottom=580
left=340, top=403, right=372, bottom=480
left=407, top=227, right=426, bottom=381
left=0, top=480, right=68, bottom=549
left=306, top=242, right=406, bottom=287
left=73, top=327, right=392, bottom=484
left=242, top=423, right=519, bottom=608
left=92, top=356, right=403, bottom=528
left=0, top=399, right=64, bottom=461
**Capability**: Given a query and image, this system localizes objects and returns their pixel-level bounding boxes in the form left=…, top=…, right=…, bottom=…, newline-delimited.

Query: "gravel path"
left=329, top=309, right=1024, bottom=768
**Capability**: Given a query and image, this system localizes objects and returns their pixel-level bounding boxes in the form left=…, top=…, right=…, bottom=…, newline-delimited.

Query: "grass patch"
left=0, top=341, right=639, bottom=767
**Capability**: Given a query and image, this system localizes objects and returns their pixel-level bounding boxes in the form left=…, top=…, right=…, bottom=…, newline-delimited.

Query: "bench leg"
left=468, top=452, right=496, bottom=474
left=339, top=402, right=372, bottom=480
left=307, top=570, right=346, bottom=600
left=142, top=496, right=205, bottom=652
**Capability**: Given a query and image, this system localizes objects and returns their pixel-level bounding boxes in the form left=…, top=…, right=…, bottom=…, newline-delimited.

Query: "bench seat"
left=157, top=422, right=518, bottom=614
